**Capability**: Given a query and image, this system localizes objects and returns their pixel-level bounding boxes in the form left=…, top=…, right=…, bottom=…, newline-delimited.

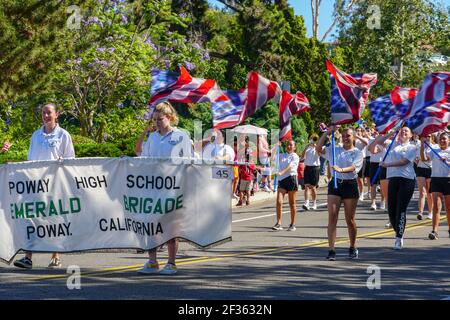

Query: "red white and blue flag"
left=212, top=89, right=247, bottom=129
left=404, top=72, right=450, bottom=120
left=369, top=87, right=418, bottom=133
left=241, top=71, right=281, bottom=121
left=405, top=100, right=450, bottom=136
left=327, top=60, right=377, bottom=125
left=279, top=90, right=310, bottom=141
left=148, top=66, right=223, bottom=111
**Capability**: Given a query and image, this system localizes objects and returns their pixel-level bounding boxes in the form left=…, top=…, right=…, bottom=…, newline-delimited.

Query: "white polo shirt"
left=279, top=152, right=300, bottom=180
left=386, top=142, right=417, bottom=179
left=417, top=144, right=435, bottom=169
left=141, top=128, right=192, bottom=158
left=427, top=147, right=450, bottom=178
left=369, top=138, right=385, bottom=163
left=28, top=125, right=75, bottom=161
left=325, top=146, right=363, bottom=180
left=355, top=140, right=367, bottom=158
left=304, top=146, right=320, bottom=166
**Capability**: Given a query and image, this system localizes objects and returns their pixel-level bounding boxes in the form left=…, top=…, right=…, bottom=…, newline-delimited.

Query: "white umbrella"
left=231, top=124, right=268, bottom=135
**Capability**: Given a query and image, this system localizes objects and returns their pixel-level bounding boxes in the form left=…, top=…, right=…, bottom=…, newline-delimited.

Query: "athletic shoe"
left=370, top=203, right=377, bottom=211
left=428, top=231, right=438, bottom=240
left=376, top=186, right=381, bottom=193
left=311, top=202, right=317, bottom=210
left=137, top=261, right=160, bottom=274
left=48, top=258, right=62, bottom=268
left=287, top=224, right=296, bottom=231
left=379, top=202, right=386, bottom=210
left=417, top=212, right=423, bottom=220
left=302, top=204, right=309, bottom=211
left=348, top=247, right=359, bottom=259
left=359, top=193, right=364, bottom=201
left=385, top=221, right=392, bottom=229
left=232, top=194, right=239, bottom=200
left=263, top=186, right=271, bottom=192
left=427, top=213, right=433, bottom=220
left=159, top=263, right=177, bottom=275
left=326, top=250, right=336, bottom=261
left=272, top=223, right=283, bottom=231
left=14, top=257, right=32, bottom=269
left=393, top=237, right=403, bottom=250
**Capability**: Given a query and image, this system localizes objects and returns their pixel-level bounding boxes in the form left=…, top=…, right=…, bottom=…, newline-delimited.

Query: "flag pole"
left=274, top=144, right=281, bottom=192
left=424, top=141, right=450, bottom=169
left=331, top=131, right=338, bottom=189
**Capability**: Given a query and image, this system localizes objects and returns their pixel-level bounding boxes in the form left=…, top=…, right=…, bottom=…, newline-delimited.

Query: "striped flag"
left=148, top=66, right=223, bottom=111
left=327, top=60, right=377, bottom=125
left=279, top=90, right=310, bottom=141
left=369, top=87, right=418, bottom=133
left=241, top=71, right=281, bottom=121
left=405, top=100, right=450, bottom=136
left=405, top=72, right=450, bottom=120
left=212, top=89, right=247, bottom=129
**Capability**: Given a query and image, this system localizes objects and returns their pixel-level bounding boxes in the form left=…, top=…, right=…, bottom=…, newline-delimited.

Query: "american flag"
left=279, top=90, right=310, bottom=141
left=369, top=87, right=418, bottom=133
left=405, top=72, right=450, bottom=120
left=241, top=71, right=281, bottom=122
left=405, top=100, right=450, bottom=137
left=148, top=66, right=223, bottom=111
left=212, top=89, right=247, bottom=129
left=327, top=60, right=377, bottom=125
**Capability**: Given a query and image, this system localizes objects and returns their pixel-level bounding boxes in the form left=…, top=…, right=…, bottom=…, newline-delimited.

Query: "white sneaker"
left=427, top=213, right=433, bottom=220
left=385, top=221, right=392, bottom=228
left=393, top=237, right=403, bottom=250
left=264, top=186, right=271, bottom=192
left=287, top=224, right=296, bottom=231
left=232, top=194, right=239, bottom=200
left=159, top=263, right=177, bottom=275
left=311, top=202, right=317, bottom=210
left=359, top=193, right=364, bottom=201
left=379, top=202, right=385, bottom=210
left=370, top=203, right=377, bottom=211
left=137, top=261, right=160, bottom=274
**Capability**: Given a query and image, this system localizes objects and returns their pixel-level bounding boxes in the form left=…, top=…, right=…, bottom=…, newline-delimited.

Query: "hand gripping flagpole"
left=274, top=144, right=281, bottom=192
left=370, top=128, right=401, bottom=186
left=331, top=131, right=338, bottom=189
left=424, top=141, right=450, bottom=169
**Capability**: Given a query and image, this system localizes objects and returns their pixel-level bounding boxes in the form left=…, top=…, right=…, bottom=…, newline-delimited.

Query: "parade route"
left=0, top=189, right=449, bottom=300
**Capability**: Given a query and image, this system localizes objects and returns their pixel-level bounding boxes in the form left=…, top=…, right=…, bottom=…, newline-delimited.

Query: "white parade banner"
left=0, top=157, right=232, bottom=263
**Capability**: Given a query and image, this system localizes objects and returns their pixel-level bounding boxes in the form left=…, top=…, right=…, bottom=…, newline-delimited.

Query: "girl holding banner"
left=14, top=103, right=75, bottom=269
left=420, top=132, right=450, bottom=240
left=316, top=126, right=363, bottom=261
left=374, top=127, right=417, bottom=250
left=136, top=101, right=192, bottom=275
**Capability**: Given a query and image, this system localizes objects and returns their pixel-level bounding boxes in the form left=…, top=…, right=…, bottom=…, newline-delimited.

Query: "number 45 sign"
left=212, top=167, right=233, bottom=180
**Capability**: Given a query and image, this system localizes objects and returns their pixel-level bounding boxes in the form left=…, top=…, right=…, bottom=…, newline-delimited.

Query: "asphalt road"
left=0, top=188, right=449, bottom=300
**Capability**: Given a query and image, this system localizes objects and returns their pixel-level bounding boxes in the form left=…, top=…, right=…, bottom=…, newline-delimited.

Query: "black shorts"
left=278, top=176, right=298, bottom=192
left=363, top=157, right=370, bottom=178
left=298, top=178, right=305, bottom=190
left=414, top=163, right=418, bottom=175
left=416, top=167, right=432, bottom=179
left=304, top=165, right=320, bottom=186
left=380, top=167, right=387, bottom=180
left=429, top=177, right=450, bottom=195
left=328, top=179, right=359, bottom=199
left=357, top=165, right=364, bottom=178
left=369, top=162, right=380, bottom=184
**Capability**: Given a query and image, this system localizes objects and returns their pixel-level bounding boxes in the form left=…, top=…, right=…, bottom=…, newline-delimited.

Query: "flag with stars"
left=405, top=100, right=450, bottom=137
left=327, top=60, right=378, bottom=125
left=212, top=89, right=247, bottom=129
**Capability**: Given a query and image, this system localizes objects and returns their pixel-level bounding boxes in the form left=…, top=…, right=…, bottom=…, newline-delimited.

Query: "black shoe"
left=428, top=231, right=438, bottom=240
left=14, top=257, right=32, bottom=269
left=326, top=250, right=336, bottom=261
left=349, top=247, right=359, bottom=259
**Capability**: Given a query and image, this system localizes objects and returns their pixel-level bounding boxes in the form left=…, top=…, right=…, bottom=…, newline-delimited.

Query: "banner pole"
left=424, top=141, right=450, bottom=169
left=332, top=131, right=337, bottom=189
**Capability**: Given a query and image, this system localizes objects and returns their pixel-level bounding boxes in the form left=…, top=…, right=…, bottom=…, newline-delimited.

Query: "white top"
left=417, top=143, right=435, bottom=169
left=141, top=128, right=192, bottom=158
left=386, top=141, right=417, bottom=179
left=304, top=146, right=320, bottom=166
left=202, top=142, right=235, bottom=162
left=28, top=125, right=75, bottom=161
left=325, top=146, right=363, bottom=180
left=279, top=153, right=300, bottom=180
left=369, top=137, right=385, bottom=163
left=355, top=140, right=367, bottom=158
left=427, top=147, right=450, bottom=178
